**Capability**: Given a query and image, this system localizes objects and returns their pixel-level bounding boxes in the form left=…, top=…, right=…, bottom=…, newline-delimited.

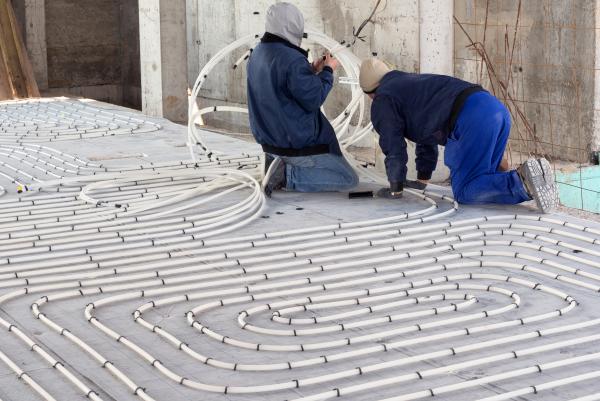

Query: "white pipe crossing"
left=0, top=26, right=598, bottom=401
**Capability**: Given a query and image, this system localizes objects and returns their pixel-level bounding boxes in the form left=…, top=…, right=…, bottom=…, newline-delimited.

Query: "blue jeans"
left=278, top=153, right=359, bottom=192
left=444, top=92, right=531, bottom=205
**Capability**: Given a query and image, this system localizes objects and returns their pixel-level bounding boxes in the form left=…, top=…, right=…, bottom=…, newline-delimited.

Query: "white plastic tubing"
left=1, top=197, right=600, bottom=401
left=0, top=185, right=458, bottom=401
left=0, top=98, right=268, bottom=238
left=0, top=29, right=598, bottom=401
left=0, top=98, right=162, bottom=143
left=0, top=29, right=459, bottom=401
left=0, top=145, right=266, bottom=239
left=0, top=107, right=268, bottom=232
left=187, top=30, right=379, bottom=184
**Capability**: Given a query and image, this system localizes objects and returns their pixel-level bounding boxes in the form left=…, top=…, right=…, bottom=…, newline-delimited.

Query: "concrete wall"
left=188, top=0, right=460, bottom=181
left=157, top=0, right=187, bottom=122
left=120, top=0, right=141, bottom=109
left=14, top=0, right=598, bottom=166
left=188, top=0, right=420, bottom=132
left=46, top=0, right=120, bottom=94
left=139, top=0, right=187, bottom=122
left=11, top=1, right=26, bottom=40
left=188, top=1, right=453, bottom=180
left=190, top=0, right=600, bottom=173
left=454, top=0, right=599, bottom=163
left=14, top=0, right=141, bottom=108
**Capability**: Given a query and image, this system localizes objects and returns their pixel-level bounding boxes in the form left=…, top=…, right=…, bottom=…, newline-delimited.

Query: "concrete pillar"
left=419, top=0, right=454, bottom=75
left=186, top=0, right=199, bottom=89
left=403, top=0, right=454, bottom=182
left=23, top=0, right=48, bottom=90
left=139, top=0, right=188, bottom=122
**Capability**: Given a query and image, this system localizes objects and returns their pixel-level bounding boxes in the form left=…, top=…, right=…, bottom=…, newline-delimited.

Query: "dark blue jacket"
left=247, top=33, right=341, bottom=156
left=372, top=71, right=482, bottom=185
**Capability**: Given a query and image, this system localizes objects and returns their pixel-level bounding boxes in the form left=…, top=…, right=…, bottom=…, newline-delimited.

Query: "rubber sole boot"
left=518, top=158, right=558, bottom=213
left=261, top=154, right=286, bottom=197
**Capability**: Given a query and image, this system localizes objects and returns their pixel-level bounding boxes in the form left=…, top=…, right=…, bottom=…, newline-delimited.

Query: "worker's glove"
left=404, top=180, right=427, bottom=190
left=377, top=182, right=403, bottom=199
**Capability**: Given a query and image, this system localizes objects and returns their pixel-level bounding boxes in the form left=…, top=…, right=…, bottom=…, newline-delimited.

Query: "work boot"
left=517, top=158, right=558, bottom=213
left=262, top=153, right=286, bottom=197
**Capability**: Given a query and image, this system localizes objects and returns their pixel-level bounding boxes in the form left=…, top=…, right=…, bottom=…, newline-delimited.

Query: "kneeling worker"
left=359, top=58, right=558, bottom=213
left=247, top=2, right=359, bottom=195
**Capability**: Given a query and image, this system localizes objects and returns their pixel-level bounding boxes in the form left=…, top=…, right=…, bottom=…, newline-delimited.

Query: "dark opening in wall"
left=15, top=0, right=141, bottom=109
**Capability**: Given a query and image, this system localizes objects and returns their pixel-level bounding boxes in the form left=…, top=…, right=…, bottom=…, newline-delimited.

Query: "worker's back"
left=374, top=71, right=480, bottom=146
left=247, top=34, right=340, bottom=155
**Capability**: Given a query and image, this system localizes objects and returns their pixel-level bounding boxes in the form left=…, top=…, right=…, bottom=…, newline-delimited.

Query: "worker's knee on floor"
left=452, top=190, right=469, bottom=205
left=452, top=185, right=480, bottom=205
left=454, top=193, right=479, bottom=205
left=335, top=169, right=359, bottom=191
left=453, top=185, right=497, bottom=205
left=334, top=174, right=359, bottom=192
left=333, top=160, right=359, bottom=190
left=347, top=170, right=360, bottom=189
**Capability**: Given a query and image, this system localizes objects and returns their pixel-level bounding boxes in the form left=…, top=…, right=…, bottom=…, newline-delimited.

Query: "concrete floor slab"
left=0, top=99, right=599, bottom=401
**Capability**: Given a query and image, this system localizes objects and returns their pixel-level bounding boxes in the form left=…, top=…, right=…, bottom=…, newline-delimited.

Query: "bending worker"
left=359, top=58, right=558, bottom=213
left=247, top=2, right=358, bottom=195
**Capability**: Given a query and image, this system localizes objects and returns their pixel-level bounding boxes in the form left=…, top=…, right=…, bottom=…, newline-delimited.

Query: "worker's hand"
left=312, top=57, right=326, bottom=74
left=405, top=180, right=428, bottom=190
left=376, top=187, right=403, bottom=199
left=323, top=53, right=339, bottom=71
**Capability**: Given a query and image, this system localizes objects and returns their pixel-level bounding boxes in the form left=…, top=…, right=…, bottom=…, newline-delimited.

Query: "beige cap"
left=359, top=58, right=392, bottom=93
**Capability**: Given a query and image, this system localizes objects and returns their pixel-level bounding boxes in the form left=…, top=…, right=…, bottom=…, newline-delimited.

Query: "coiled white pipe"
left=476, top=370, right=600, bottom=401
left=0, top=207, right=598, bottom=400
left=0, top=25, right=599, bottom=401
left=0, top=98, right=161, bottom=143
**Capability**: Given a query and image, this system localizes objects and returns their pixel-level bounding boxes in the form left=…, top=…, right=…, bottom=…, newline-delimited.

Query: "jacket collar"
left=372, top=71, right=398, bottom=97
left=261, top=32, right=308, bottom=58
